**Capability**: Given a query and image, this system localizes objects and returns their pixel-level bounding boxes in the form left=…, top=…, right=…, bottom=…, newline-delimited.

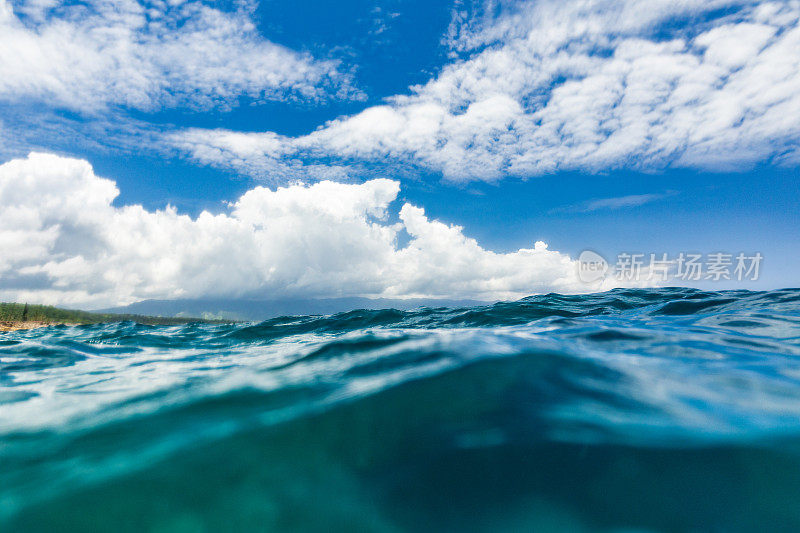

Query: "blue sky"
left=0, top=0, right=798, bottom=307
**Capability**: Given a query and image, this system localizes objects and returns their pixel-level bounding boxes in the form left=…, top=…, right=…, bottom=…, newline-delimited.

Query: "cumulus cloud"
left=0, top=153, right=639, bottom=308
left=170, top=0, right=800, bottom=181
left=0, top=0, right=359, bottom=113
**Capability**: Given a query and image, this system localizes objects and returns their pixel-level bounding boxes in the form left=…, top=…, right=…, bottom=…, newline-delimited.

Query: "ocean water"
left=2, top=288, right=800, bottom=532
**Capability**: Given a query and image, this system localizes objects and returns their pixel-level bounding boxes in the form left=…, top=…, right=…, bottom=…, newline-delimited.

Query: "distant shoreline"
left=0, top=302, right=232, bottom=332
left=0, top=320, right=80, bottom=332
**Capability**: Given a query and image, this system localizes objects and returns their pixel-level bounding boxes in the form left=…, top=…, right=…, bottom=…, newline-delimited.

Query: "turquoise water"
left=2, top=288, right=800, bottom=532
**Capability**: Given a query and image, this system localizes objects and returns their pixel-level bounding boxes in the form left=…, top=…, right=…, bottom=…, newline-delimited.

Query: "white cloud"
left=0, top=0, right=359, bottom=112
left=554, top=191, right=678, bottom=214
left=170, top=0, right=800, bottom=181
left=0, top=153, right=643, bottom=308
left=582, top=193, right=672, bottom=212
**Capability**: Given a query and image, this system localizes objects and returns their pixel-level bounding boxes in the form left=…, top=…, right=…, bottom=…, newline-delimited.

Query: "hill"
left=100, top=297, right=489, bottom=322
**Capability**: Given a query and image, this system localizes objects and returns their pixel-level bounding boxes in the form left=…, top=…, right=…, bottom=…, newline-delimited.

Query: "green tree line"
left=0, top=302, right=232, bottom=326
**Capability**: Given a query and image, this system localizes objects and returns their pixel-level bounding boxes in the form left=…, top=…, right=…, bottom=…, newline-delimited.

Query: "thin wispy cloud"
left=552, top=191, right=679, bottom=214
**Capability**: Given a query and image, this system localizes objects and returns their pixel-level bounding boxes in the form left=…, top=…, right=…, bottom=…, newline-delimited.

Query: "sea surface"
left=2, top=288, right=800, bottom=532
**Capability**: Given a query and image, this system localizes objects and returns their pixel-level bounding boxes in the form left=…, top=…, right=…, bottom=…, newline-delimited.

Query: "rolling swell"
left=2, top=288, right=800, bottom=531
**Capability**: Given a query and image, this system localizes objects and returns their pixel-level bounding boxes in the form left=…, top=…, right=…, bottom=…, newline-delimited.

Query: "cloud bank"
left=171, top=0, right=800, bottom=181
left=0, top=153, right=625, bottom=308
left=0, top=0, right=358, bottom=113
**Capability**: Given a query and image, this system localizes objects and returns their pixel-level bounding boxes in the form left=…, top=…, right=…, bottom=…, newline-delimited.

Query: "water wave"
left=2, top=288, right=800, bottom=531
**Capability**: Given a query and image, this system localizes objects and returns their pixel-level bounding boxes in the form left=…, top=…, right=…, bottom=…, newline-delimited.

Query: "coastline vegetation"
left=0, top=302, right=232, bottom=330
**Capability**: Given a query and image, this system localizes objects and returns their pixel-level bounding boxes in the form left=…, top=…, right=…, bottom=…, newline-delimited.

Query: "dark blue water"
left=2, top=288, right=800, bottom=532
